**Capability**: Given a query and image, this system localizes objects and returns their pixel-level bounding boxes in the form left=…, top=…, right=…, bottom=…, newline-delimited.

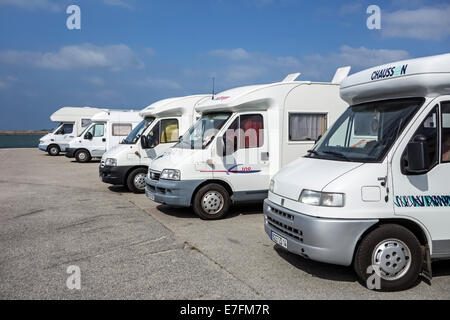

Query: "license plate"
left=271, top=231, right=287, bottom=249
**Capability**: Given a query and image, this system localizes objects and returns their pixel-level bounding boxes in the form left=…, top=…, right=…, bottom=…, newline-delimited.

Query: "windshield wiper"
left=307, top=150, right=319, bottom=156
left=321, top=151, right=349, bottom=160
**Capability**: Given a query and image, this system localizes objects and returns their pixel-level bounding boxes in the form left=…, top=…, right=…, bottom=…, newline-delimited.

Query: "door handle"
left=102, top=138, right=106, bottom=142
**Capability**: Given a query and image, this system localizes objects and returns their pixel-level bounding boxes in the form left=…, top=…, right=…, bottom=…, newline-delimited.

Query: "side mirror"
left=84, top=132, right=93, bottom=140
left=406, top=135, right=429, bottom=174
left=315, top=135, right=322, bottom=144
left=141, top=135, right=149, bottom=149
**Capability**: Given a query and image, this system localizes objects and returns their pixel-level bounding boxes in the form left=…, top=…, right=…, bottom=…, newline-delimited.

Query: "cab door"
left=55, top=123, right=74, bottom=150
left=391, top=97, right=450, bottom=257
left=143, top=118, right=180, bottom=161
left=212, top=112, right=270, bottom=199
left=89, top=123, right=107, bottom=157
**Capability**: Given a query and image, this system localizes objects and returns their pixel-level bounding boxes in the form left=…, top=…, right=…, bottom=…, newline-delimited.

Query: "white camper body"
left=145, top=70, right=350, bottom=220
left=264, top=53, right=450, bottom=291
left=65, top=110, right=141, bottom=163
left=38, top=107, right=104, bottom=156
left=99, top=95, right=209, bottom=193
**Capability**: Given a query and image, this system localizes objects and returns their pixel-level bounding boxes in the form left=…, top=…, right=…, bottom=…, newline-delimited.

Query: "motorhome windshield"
left=309, top=98, right=424, bottom=163
left=122, top=118, right=154, bottom=144
left=78, top=124, right=92, bottom=137
left=176, top=113, right=231, bottom=149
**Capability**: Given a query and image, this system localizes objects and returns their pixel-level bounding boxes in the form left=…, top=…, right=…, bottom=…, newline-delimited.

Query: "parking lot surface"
left=1, top=149, right=449, bottom=299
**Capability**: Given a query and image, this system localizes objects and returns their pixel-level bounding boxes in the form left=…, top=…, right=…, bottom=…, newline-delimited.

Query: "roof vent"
left=332, top=66, right=351, bottom=84
left=282, top=73, right=301, bottom=82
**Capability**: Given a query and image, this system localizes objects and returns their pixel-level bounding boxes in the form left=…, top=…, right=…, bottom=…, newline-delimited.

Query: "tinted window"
left=160, top=119, right=179, bottom=143
left=441, top=102, right=450, bottom=163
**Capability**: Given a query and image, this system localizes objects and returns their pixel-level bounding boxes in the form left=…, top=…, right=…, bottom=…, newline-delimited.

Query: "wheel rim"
left=134, top=173, right=146, bottom=190
left=371, top=238, right=412, bottom=281
left=78, top=152, right=87, bottom=161
left=201, top=191, right=224, bottom=215
left=50, top=147, right=58, bottom=155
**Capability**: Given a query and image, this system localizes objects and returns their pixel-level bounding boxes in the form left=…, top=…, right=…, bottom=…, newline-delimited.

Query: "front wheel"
left=48, top=145, right=60, bottom=156
left=126, top=168, right=147, bottom=194
left=75, top=149, right=91, bottom=163
left=354, top=224, right=423, bottom=292
left=193, top=184, right=231, bottom=220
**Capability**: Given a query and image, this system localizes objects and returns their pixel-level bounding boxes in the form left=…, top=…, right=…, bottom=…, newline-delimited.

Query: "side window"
left=93, top=124, right=105, bottom=137
left=81, top=119, right=91, bottom=128
left=441, top=102, right=450, bottom=163
left=112, top=123, right=132, bottom=136
left=62, top=124, right=73, bottom=134
left=224, top=117, right=239, bottom=152
left=160, top=119, right=179, bottom=143
left=240, top=114, right=264, bottom=148
left=289, top=113, right=327, bottom=141
left=405, top=105, right=438, bottom=170
left=147, top=121, right=160, bottom=148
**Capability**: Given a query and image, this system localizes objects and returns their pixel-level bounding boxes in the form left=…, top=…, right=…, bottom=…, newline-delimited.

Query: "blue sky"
left=0, top=0, right=449, bottom=130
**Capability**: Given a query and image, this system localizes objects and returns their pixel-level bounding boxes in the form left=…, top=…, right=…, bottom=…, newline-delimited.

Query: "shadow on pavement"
left=156, top=203, right=264, bottom=220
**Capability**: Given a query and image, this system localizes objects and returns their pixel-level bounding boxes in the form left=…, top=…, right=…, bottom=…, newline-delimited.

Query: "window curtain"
left=289, top=114, right=323, bottom=141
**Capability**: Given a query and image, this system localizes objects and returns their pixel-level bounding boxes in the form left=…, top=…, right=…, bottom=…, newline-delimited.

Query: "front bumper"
left=38, top=144, right=48, bottom=152
left=144, top=176, right=205, bottom=207
left=264, top=199, right=378, bottom=266
left=65, top=148, right=76, bottom=158
left=99, top=165, right=134, bottom=186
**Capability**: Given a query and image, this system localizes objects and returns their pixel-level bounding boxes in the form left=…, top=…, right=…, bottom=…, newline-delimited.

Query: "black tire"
left=126, top=168, right=147, bottom=194
left=193, top=183, right=231, bottom=220
left=354, top=224, right=423, bottom=292
left=75, top=149, right=91, bottom=163
left=47, top=145, right=60, bottom=156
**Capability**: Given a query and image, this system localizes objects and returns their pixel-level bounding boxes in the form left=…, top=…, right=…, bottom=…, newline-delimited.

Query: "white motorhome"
left=264, top=53, right=450, bottom=291
left=145, top=69, right=350, bottom=220
left=65, top=110, right=141, bottom=163
left=38, top=107, right=104, bottom=156
left=99, top=95, right=210, bottom=193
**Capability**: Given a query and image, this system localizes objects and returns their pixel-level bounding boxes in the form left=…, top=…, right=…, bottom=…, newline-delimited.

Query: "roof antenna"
left=212, top=77, right=215, bottom=100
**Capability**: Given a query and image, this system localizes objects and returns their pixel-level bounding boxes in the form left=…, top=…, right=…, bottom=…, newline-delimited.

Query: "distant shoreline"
left=0, top=130, right=50, bottom=136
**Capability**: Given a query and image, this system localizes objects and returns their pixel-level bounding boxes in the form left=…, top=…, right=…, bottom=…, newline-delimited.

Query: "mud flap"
left=422, top=244, right=432, bottom=283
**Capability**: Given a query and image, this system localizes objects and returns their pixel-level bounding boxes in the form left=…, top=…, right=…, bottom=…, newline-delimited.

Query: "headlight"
left=105, top=158, right=117, bottom=166
left=299, top=189, right=344, bottom=207
left=160, top=169, right=181, bottom=181
left=269, top=180, right=275, bottom=193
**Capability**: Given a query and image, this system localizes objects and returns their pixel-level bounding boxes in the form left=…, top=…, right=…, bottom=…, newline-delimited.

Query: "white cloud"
left=101, top=0, right=133, bottom=10
left=140, top=77, right=182, bottom=90
left=0, top=44, right=144, bottom=71
left=85, top=76, right=105, bottom=87
left=208, top=48, right=252, bottom=61
left=207, top=48, right=300, bottom=83
left=383, top=5, right=450, bottom=40
left=301, top=46, right=411, bottom=80
left=0, top=75, right=17, bottom=89
left=0, top=0, right=62, bottom=11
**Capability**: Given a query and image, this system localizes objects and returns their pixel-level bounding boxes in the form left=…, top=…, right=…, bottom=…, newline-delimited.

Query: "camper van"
left=99, top=95, right=210, bottom=193
left=65, top=110, right=141, bottom=163
left=264, top=53, right=450, bottom=291
left=38, top=107, right=104, bottom=156
left=144, top=69, right=350, bottom=220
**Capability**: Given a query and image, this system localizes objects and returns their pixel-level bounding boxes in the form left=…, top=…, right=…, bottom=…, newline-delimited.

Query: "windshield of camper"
left=122, top=118, right=155, bottom=144
left=308, top=98, right=424, bottom=162
left=176, top=113, right=231, bottom=149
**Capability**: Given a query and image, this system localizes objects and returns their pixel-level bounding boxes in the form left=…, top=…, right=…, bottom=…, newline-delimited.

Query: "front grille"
left=270, top=205, right=294, bottom=220
left=267, top=214, right=303, bottom=242
left=149, top=170, right=161, bottom=181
